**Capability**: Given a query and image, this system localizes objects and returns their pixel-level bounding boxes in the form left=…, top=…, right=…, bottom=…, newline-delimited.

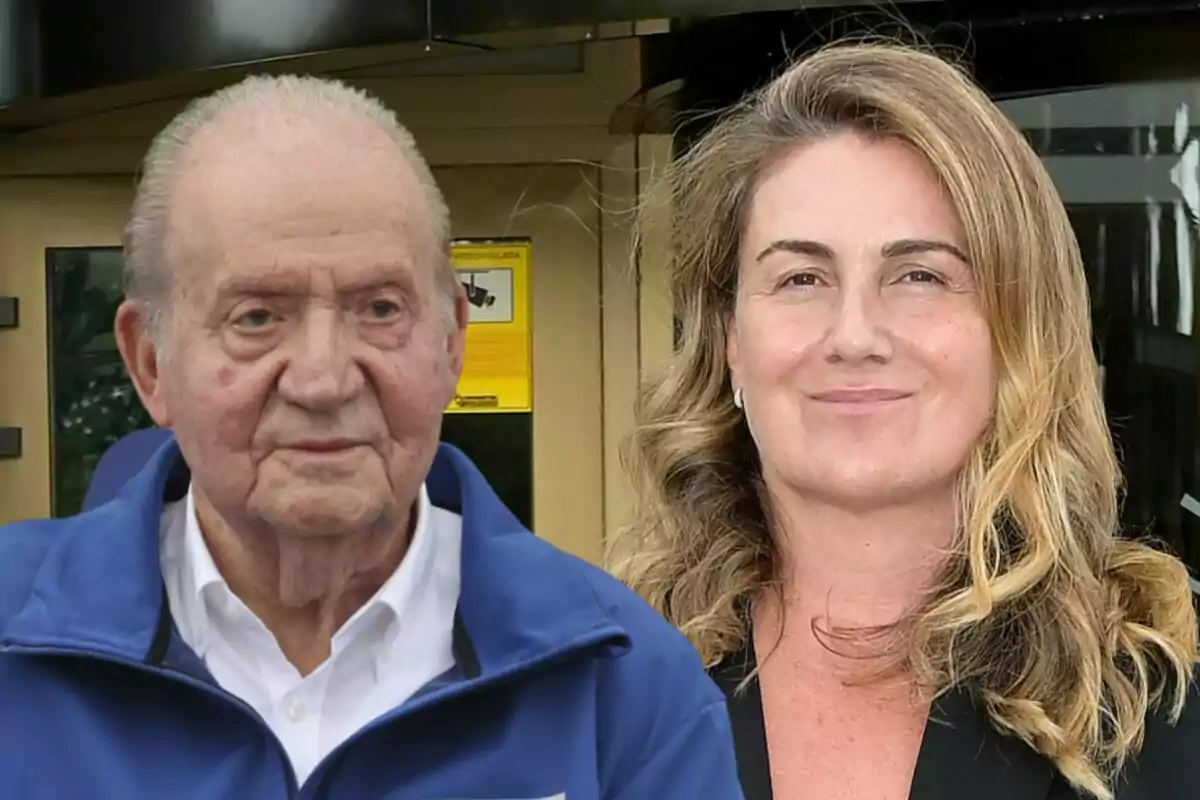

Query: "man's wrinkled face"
left=120, top=105, right=466, bottom=542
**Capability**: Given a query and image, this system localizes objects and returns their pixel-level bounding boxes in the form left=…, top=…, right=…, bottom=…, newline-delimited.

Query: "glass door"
left=998, top=81, right=1200, bottom=572
left=46, top=246, right=154, bottom=516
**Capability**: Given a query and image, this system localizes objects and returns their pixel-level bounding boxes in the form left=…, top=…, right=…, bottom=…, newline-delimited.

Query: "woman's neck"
left=766, top=491, right=958, bottom=635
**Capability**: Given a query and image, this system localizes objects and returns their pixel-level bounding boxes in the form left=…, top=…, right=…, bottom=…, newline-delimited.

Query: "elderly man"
left=0, top=75, right=742, bottom=799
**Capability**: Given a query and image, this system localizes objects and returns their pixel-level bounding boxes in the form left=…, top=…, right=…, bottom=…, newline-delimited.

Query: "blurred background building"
left=2, top=0, right=1199, bottom=576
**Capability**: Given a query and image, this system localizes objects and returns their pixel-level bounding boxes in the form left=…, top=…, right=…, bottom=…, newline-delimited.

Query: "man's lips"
left=277, top=439, right=368, bottom=452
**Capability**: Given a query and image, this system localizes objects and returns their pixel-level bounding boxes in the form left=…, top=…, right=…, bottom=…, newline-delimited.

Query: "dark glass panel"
left=440, top=413, right=533, bottom=529
left=46, top=247, right=153, bottom=517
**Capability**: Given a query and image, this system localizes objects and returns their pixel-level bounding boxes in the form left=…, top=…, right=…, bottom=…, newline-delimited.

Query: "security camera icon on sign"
left=462, top=273, right=496, bottom=309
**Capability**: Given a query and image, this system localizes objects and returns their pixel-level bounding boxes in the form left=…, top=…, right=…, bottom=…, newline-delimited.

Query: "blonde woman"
left=611, top=42, right=1199, bottom=800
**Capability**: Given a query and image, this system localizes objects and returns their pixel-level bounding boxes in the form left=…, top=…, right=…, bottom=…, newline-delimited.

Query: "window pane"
left=47, top=247, right=153, bottom=517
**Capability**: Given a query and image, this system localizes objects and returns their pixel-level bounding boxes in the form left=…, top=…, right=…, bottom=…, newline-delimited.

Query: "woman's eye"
left=899, top=268, right=945, bottom=285
left=782, top=272, right=821, bottom=288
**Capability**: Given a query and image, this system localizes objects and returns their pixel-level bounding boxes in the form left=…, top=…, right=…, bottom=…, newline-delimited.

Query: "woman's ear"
left=726, top=314, right=742, bottom=395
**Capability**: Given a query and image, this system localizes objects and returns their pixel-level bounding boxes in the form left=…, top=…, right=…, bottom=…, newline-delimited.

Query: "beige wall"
left=0, top=36, right=675, bottom=562
left=0, top=177, right=134, bottom=523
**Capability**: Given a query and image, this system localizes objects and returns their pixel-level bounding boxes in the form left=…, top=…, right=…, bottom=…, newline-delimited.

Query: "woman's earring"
left=733, top=387, right=744, bottom=409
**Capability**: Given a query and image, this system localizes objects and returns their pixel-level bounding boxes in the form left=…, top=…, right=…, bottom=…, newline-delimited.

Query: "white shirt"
left=160, top=485, right=462, bottom=786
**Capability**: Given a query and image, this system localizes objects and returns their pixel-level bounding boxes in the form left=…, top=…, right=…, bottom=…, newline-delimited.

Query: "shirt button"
left=285, top=696, right=308, bottom=722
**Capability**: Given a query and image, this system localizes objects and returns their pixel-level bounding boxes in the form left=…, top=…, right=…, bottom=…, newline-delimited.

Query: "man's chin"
left=271, top=447, right=375, bottom=481
left=253, top=488, right=389, bottom=539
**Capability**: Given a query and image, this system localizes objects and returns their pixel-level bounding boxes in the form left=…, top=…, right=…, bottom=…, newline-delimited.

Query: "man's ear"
left=114, top=300, right=172, bottom=427
left=445, top=285, right=469, bottom=380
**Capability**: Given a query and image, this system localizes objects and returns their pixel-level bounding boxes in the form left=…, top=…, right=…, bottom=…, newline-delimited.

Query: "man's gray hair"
left=123, top=73, right=456, bottom=343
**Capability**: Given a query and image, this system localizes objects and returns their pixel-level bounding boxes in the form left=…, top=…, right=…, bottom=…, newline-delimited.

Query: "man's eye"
left=234, top=308, right=275, bottom=328
left=367, top=300, right=402, bottom=319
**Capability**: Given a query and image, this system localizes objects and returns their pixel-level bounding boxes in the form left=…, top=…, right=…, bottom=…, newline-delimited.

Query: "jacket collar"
left=714, top=639, right=1057, bottom=800
left=2, top=435, right=630, bottom=676
left=425, top=442, right=630, bottom=673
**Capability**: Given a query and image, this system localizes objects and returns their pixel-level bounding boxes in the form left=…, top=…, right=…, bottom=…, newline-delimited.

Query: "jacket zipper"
left=300, top=627, right=624, bottom=797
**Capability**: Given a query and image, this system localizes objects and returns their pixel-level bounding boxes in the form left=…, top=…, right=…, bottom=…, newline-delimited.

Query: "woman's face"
left=728, top=131, right=995, bottom=510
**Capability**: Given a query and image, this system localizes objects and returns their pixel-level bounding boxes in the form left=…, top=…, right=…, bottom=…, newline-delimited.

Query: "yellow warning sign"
left=446, top=240, right=532, bottom=414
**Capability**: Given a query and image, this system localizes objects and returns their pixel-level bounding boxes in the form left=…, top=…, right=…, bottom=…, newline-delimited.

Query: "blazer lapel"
left=910, top=688, right=1057, bottom=800
left=711, top=642, right=774, bottom=800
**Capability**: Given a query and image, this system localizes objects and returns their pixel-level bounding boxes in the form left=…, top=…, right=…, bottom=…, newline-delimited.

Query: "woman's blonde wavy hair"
left=607, top=40, right=1198, bottom=799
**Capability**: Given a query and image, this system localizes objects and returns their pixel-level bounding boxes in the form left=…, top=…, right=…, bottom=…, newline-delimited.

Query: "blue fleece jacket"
left=0, top=437, right=743, bottom=799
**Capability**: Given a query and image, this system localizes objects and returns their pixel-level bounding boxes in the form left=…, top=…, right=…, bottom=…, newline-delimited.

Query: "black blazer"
left=711, top=636, right=1200, bottom=799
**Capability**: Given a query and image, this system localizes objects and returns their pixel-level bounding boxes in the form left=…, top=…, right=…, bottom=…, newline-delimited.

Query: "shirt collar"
left=331, top=484, right=439, bottom=679
left=181, top=488, right=223, bottom=633
left=166, top=482, right=439, bottom=677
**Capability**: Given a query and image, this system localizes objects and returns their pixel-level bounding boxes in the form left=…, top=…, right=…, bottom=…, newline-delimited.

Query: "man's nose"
left=823, top=280, right=893, bottom=364
left=276, top=307, right=365, bottom=410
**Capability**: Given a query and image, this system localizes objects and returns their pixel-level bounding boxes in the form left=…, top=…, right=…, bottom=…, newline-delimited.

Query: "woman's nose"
left=823, top=284, right=893, bottom=364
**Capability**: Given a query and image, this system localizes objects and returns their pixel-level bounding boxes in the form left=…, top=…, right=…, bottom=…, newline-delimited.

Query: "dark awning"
left=1, top=0, right=936, bottom=108
left=4, top=0, right=1195, bottom=122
